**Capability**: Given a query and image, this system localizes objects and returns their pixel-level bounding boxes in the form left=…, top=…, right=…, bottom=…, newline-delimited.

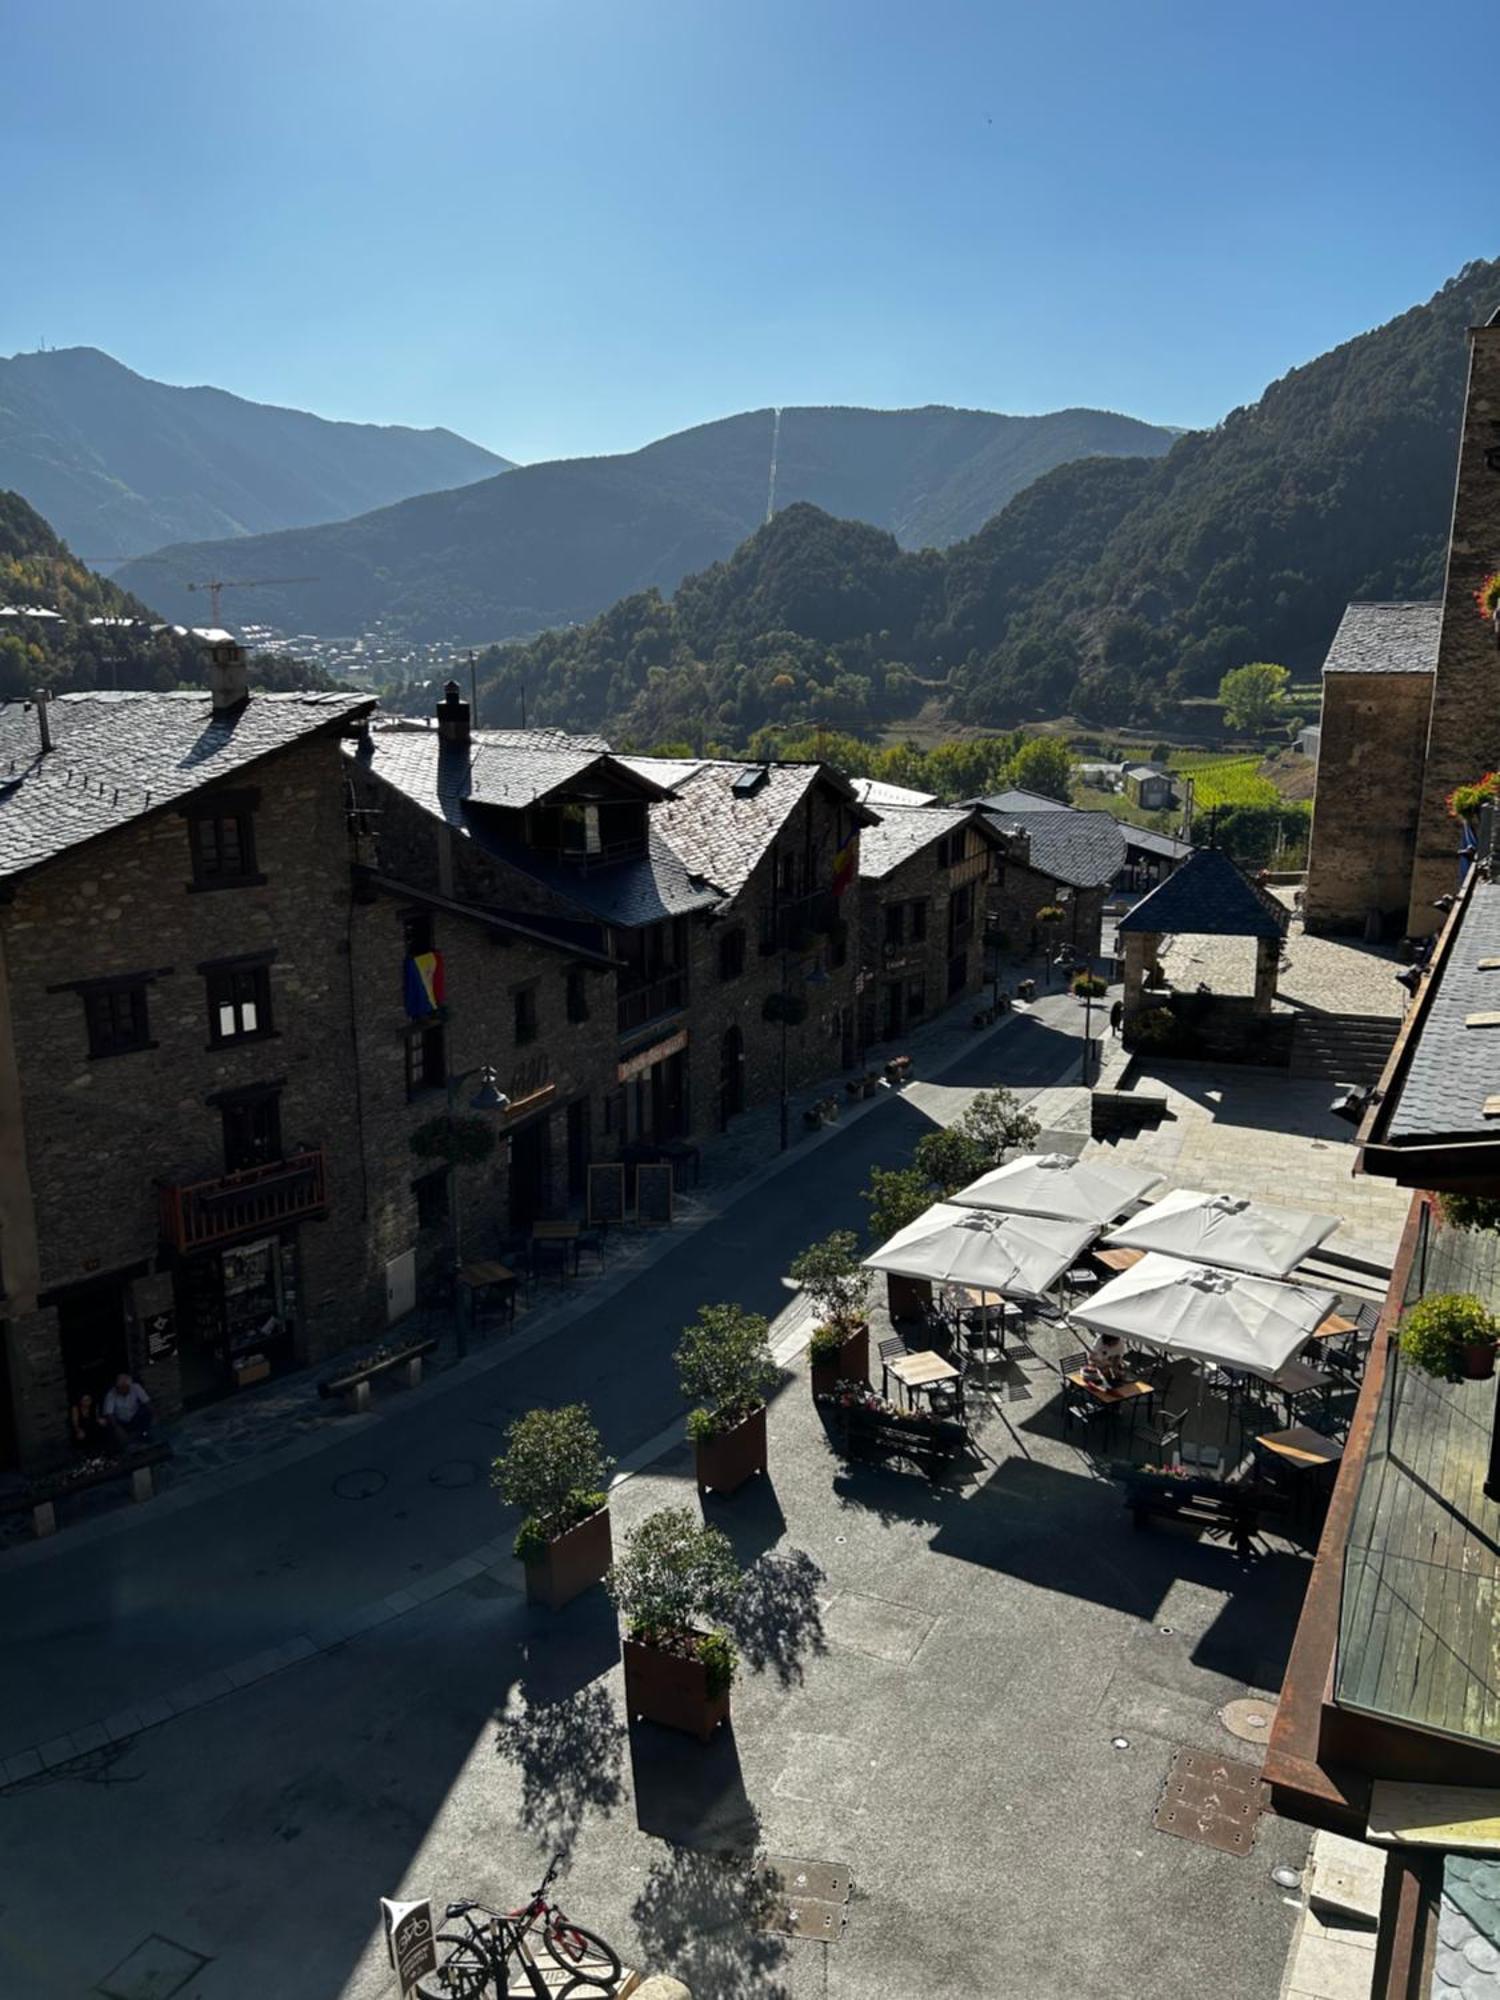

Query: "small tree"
left=1009, top=735, right=1074, bottom=804
left=1438, top=1192, right=1500, bottom=1233
left=864, top=1165, right=932, bottom=1244
left=1399, top=1293, right=1498, bottom=1382
left=607, top=1506, right=742, bottom=1670
left=789, top=1230, right=869, bottom=1333
left=914, top=1126, right=989, bottom=1197
left=957, top=1088, right=1040, bottom=1166
left=492, top=1404, right=614, bottom=1560
left=675, top=1303, right=778, bottom=1441
left=1219, top=661, right=1289, bottom=734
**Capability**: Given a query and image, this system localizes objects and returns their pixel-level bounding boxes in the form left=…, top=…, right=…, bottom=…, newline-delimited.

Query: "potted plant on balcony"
left=492, top=1403, right=615, bottom=1609
left=1399, top=1292, right=1500, bottom=1382
left=675, top=1302, right=778, bottom=1496
left=791, top=1230, right=871, bottom=1395
left=609, top=1506, right=742, bottom=1740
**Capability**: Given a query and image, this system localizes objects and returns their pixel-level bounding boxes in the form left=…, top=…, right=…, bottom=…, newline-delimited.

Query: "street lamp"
left=447, top=1063, right=510, bottom=1355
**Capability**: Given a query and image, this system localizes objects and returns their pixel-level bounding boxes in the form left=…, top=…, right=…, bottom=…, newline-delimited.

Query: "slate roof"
left=850, top=777, right=937, bottom=809
left=1122, top=825, right=1193, bottom=862
left=1386, top=877, right=1500, bottom=1142
left=978, top=804, right=1125, bottom=890
left=649, top=760, right=870, bottom=899
left=981, top=787, right=1074, bottom=814
left=0, top=689, right=374, bottom=884
left=1321, top=601, right=1442, bottom=676
left=359, top=721, right=662, bottom=819
left=859, top=805, right=975, bottom=881
left=1117, top=845, right=1287, bottom=939
left=470, top=822, right=718, bottom=928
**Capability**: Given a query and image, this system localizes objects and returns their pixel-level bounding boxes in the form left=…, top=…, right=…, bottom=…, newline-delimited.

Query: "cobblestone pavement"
left=1158, top=888, right=1404, bottom=1019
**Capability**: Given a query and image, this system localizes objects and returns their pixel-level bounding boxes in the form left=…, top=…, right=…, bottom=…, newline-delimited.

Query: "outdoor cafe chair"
left=928, top=1357, right=970, bottom=1422
left=1062, top=1391, right=1106, bottom=1441
left=1138, top=1406, right=1187, bottom=1463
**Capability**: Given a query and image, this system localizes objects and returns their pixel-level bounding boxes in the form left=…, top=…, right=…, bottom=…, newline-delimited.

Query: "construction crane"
left=185, top=576, right=318, bottom=625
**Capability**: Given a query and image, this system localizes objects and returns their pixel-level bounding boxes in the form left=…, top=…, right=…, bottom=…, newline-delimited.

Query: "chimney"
left=33, top=688, right=52, bottom=753
left=436, top=679, right=471, bottom=750
left=207, top=635, right=248, bottom=712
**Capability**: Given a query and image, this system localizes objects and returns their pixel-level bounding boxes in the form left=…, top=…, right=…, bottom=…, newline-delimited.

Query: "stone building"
left=855, top=805, right=999, bottom=1049
left=0, top=666, right=376, bottom=1472
left=1302, top=602, right=1439, bottom=937
left=972, top=788, right=1126, bottom=962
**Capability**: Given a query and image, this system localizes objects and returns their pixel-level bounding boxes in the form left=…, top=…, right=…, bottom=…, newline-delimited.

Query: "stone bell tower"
left=1407, top=307, right=1500, bottom=933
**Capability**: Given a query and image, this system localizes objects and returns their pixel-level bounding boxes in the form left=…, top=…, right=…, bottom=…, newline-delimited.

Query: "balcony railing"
left=616, top=971, right=687, bottom=1037
left=160, top=1148, right=327, bottom=1253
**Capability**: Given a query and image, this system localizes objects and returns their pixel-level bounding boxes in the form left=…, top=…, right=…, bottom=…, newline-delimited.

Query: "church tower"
left=1408, top=307, right=1500, bottom=932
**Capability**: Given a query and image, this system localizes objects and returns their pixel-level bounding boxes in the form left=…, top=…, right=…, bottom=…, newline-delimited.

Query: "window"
left=884, top=904, right=905, bottom=949
left=514, top=985, right=539, bottom=1046
left=206, top=962, right=273, bottom=1046
left=402, top=908, right=435, bottom=956
left=718, top=929, right=746, bottom=983
left=414, top=1168, right=450, bottom=1231
left=220, top=1089, right=282, bottom=1172
left=187, top=795, right=260, bottom=889
left=911, top=900, right=928, bottom=944
left=82, top=980, right=151, bottom=1058
left=906, top=976, right=927, bottom=1023
left=405, top=1020, right=446, bottom=1098
left=566, top=966, right=590, bottom=1024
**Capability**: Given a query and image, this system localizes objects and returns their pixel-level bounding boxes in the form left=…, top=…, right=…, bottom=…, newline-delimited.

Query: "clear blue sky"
left=3, top=0, right=1493, bottom=464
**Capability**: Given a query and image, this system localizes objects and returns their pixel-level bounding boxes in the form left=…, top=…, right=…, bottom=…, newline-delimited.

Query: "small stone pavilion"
left=1118, top=848, right=1288, bottom=1052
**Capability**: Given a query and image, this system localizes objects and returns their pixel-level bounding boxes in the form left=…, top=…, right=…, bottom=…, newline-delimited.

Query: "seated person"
left=68, top=1390, right=109, bottom=1455
left=1086, top=1332, right=1129, bottom=1384
left=102, top=1372, right=153, bottom=1451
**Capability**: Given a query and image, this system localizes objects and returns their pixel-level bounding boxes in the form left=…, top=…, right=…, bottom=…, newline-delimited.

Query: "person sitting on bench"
left=68, top=1390, right=110, bottom=1455
left=102, top=1372, right=153, bottom=1451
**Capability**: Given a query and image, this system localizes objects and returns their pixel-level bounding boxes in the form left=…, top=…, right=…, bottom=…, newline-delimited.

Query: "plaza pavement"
left=0, top=985, right=1402, bottom=2000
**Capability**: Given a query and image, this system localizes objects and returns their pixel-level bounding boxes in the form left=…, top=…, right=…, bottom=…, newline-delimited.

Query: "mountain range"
left=113, top=404, right=1179, bottom=641
left=0, top=347, right=509, bottom=558
left=463, top=256, right=1497, bottom=742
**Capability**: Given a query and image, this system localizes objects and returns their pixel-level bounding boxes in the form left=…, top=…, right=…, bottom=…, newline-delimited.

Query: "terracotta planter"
left=523, top=1505, right=612, bottom=1611
left=810, top=1322, right=870, bottom=1397
left=694, top=1404, right=767, bottom=1496
left=1462, top=1342, right=1497, bottom=1381
left=622, top=1636, right=730, bottom=1741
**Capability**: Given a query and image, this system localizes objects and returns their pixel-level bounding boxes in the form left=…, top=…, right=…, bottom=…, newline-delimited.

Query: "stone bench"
left=318, top=1338, right=439, bottom=1413
left=2, top=1442, right=173, bottom=1538
left=1090, top=1089, right=1170, bottom=1138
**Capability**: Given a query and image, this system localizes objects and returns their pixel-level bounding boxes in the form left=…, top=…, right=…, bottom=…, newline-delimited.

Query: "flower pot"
left=1462, top=1341, right=1497, bottom=1381
left=811, top=1323, right=869, bottom=1397
left=694, top=1404, right=767, bottom=1497
left=622, top=1636, right=730, bottom=1741
left=523, top=1505, right=613, bottom=1611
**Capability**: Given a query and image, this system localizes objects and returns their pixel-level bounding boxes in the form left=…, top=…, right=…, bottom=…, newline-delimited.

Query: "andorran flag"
left=403, top=950, right=446, bottom=1018
left=832, top=831, right=857, bottom=899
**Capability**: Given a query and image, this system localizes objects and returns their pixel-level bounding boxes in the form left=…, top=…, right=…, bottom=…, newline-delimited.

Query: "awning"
left=951, top=1152, right=1164, bottom=1226
left=1103, top=1188, right=1337, bottom=1279
left=1069, top=1253, right=1337, bottom=1377
left=863, top=1203, right=1096, bottom=1299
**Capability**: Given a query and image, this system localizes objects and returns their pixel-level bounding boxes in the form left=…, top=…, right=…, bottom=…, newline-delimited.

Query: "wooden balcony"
left=617, top=971, right=687, bottom=1036
left=160, top=1148, right=328, bottom=1254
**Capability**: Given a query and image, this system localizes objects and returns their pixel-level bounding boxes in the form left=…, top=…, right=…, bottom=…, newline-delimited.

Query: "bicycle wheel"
left=413, top=1936, right=493, bottom=1999
left=542, top=1919, right=622, bottom=1989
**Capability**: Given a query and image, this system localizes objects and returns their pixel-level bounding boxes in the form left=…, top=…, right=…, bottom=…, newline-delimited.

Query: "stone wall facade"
left=1303, top=671, right=1433, bottom=936
left=0, top=730, right=371, bottom=1471
left=1409, top=320, right=1500, bottom=932
left=985, top=830, right=1107, bottom=964
left=857, top=828, right=992, bottom=1053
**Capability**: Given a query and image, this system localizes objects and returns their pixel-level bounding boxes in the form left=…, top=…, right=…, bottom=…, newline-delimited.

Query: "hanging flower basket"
left=1446, top=771, right=1500, bottom=824
left=1474, top=571, right=1500, bottom=621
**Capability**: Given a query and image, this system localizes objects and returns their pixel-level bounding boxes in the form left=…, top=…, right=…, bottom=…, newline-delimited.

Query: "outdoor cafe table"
left=1309, top=1312, right=1356, bottom=1341
left=1270, top=1358, right=1336, bottom=1423
left=1093, top=1247, right=1145, bottom=1275
left=531, top=1220, right=581, bottom=1276
left=885, top=1349, right=960, bottom=1408
left=1255, top=1425, right=1342, bottom=1469
left=1067, top=1370, right=1155, bottom=1442
left=459, top=1259, right=517, bottom=1323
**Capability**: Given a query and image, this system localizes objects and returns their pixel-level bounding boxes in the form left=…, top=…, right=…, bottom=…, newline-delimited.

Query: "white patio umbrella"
left=863, top=1203, right=1096, bottom=1300
left=1102, top=1188, right=1338, bottom=1280
left=1068, top=1253, right=1337, bottom=1379
left=952, top=1152, right=1165, bottom=1226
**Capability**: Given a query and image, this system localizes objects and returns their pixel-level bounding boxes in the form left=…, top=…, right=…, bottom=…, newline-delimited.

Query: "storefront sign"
left=381, top=1897, right=436, bottom=1999
left=144, top=1310, right=177, bottom=1364
left=617, top=1027, right=688, bottom=1084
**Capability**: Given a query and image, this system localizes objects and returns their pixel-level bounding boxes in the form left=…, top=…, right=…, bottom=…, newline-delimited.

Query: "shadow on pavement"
left=514, top=1589, right=621, bottom=1706
left=630, top=1839, right=790, bottom=2000
left=492, top=1678, right=626, bottom=1864
left=726, top=1548, right=827, bottom=1689
left=629, top=1717, right=758, bottom=1851
left=708, top=1471, right=786, bottom=1568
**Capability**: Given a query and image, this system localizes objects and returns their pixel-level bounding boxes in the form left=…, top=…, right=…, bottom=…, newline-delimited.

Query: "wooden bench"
left=840, top=1404, right=966, bottom=1480
left=2, top=1442, right=172, bottom=1539
left=318, top=1338, right=439, bottom=1413
left=1123, top=1473, right=1275, bottom=1560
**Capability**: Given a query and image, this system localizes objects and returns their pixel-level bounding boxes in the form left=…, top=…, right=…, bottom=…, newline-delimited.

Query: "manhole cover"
left=1153, top=1747, right=1268, bottom=1858
left=332, top=1468, right=387, bottom=1500
left=1221, top=1696, right=1278, bottom=1743
left=428, top=1459, right=479, bottom=1489
left=749, top=1855, right=851, bottom=1940
left=98, top=1933, right=211, bottom=2000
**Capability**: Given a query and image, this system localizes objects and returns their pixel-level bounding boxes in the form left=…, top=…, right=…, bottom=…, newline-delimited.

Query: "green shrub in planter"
left=1036, top=904, right=1066, bottom=926
left=807, top=1324, right=846, bottom=1366
left=1399, top=1292, right=1499, bottom=1381
left=1072, top=972, right=1108, bottom=998
left=675, top=1302, right=778, bottom=1441
left=492, top=1403, right=614, bottom=1560
left=1437, top=1192, right=1500, bottom=1234
left=606, top=1505, right=742, bottom=1649
left=1132, top=1006, right=1177, bottom=1049
left=695, top=1629, right=739, bottom=1697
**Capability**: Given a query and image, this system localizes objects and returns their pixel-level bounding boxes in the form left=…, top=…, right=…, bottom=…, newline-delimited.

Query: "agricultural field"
left=1167, top=753, right=1284, bottom=809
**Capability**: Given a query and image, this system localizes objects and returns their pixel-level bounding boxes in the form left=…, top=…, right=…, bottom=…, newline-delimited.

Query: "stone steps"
left=1289, top=1012, right=1401, bottom=1085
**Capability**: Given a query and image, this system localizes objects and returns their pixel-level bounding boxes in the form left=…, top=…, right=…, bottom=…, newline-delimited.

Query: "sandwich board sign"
left=381, top=1895, right=437, bottom=1997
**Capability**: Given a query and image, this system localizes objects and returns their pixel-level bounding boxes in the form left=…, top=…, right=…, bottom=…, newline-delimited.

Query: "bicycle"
left=414, top=1855, right=622, bottom=1998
